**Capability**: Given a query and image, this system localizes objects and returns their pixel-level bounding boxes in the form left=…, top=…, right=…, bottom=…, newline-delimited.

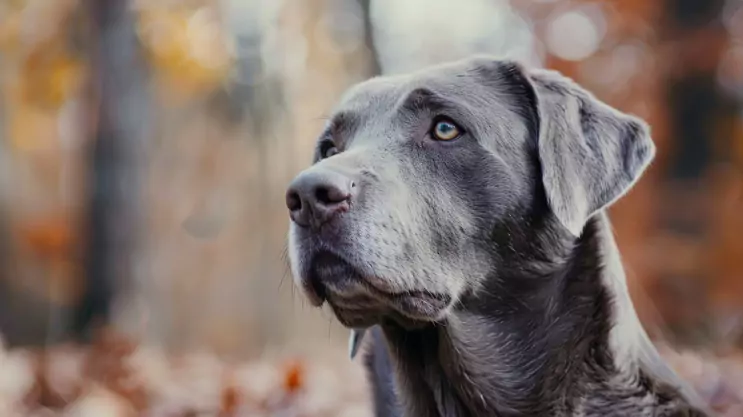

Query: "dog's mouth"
left=303, top=251, right=452, bottom=328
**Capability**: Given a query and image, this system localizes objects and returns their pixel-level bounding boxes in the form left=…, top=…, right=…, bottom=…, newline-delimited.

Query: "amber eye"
left=432, top=118, right=462, bottom=141
left=324, top=146, right=339, bottom=158
left=319, top=140, right=339, bottom=159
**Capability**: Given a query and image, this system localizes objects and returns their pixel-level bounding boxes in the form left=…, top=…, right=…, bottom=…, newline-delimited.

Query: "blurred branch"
left=358, top=0, right=382, bottom=76
left=73, top=0, right=150, bottom=341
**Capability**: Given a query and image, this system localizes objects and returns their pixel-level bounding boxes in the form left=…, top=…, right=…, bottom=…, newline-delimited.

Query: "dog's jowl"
left=285, top=56, right=711, bottom=417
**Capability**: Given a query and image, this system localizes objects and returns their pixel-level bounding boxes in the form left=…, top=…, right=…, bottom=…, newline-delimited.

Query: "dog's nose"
left=286, top=170, right=354, bottom=229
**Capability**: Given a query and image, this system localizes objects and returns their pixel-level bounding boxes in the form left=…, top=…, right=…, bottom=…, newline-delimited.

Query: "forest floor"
left=0, top=330, right=740, bottom=416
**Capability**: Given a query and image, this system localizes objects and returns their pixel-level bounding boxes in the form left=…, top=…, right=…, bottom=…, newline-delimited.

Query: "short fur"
left=285, top=56, right=711, bottom=416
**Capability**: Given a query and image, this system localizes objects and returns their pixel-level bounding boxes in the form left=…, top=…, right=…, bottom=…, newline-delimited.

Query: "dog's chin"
left=327, top=291, right=452, bottom=329
left=300, top=251, right=453, bottom=329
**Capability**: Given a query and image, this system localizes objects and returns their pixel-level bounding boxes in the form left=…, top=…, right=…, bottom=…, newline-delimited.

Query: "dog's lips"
left=389, top=291, right=452, bottom=319
left=328, top=291, right=451, bottom=329
left=301, top=277, right=327, bottom=307
left=299, top=250, right=452, bottom=325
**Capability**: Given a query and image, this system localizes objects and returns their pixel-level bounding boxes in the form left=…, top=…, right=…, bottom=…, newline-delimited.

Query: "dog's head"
left=286, top=56, right=654, bottom=329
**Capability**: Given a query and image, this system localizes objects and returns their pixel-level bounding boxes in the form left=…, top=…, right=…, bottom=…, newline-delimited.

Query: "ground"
left=0, top=332, right=740, bottom=416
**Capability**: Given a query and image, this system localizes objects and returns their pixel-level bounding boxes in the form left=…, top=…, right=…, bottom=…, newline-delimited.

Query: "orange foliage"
left=219, top=383, right=240, bottom=416
left=135, top=5, right=234, bottom=99
left=0, top=329, right=739, bottom=416
left=1, top=1, right=84, bottom=152
left=1, top=0, right=234, bottom=131
left=19, top=43, right=84, bottom=110
left=282, top=360, right=305, bottom=394
left=6, top=105, right=61, bottom=152
left=13, top=216, right=81, bottom=305
left=0, top=329, right=372, bottom=416
left=17, top=217, right=74, bottom=261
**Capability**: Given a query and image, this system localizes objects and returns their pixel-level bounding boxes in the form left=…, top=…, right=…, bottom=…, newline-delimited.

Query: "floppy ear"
left=525, top=68, right=655, bottom=236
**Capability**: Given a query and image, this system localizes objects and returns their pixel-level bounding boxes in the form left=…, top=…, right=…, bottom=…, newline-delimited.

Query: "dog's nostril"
left=286, top=170, right=354, bottom=228
left=315, top=185, right=349, bottom=206
left=286, top=191, right=302, bottom=212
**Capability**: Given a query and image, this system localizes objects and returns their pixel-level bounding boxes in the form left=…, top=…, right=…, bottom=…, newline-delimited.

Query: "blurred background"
left=0, top=0, right=742, bottom=415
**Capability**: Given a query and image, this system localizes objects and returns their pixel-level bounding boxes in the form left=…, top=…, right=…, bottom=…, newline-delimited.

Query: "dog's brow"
left=325, top=111, right=360, bottom=142
left=397, top=87, right=456, bottom=115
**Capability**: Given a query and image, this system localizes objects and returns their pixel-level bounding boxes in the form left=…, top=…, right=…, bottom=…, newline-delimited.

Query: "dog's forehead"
left=331, top=60, right=499, bottom=117
left=323, top=58, right=530, bottom=156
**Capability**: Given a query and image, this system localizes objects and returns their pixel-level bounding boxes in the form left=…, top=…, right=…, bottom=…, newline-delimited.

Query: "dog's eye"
left=431, top=118, right=462, bottom=141
left=319, top=140, right=339, bottom=159
left=325, top=146, right=339, bottom=158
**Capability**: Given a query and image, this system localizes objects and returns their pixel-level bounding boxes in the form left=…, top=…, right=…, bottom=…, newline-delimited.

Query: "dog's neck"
left=379, top=213, right=706, bottom=416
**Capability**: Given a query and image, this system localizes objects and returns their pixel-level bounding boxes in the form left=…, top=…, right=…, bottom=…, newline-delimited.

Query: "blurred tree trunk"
left=358, top=0, right=382, bottom=77
left=73, top=0, right=150, bottom=341
left=652, top=0, right=732, bottom=344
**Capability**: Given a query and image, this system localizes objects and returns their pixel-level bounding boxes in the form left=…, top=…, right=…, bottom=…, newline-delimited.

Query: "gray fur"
left=285, top=55, right=711, bottom=416
left=530, top=68, right=655, bottom=237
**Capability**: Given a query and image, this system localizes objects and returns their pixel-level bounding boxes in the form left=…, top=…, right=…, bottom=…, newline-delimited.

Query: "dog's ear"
left=522, top=67, right=655, bottom=236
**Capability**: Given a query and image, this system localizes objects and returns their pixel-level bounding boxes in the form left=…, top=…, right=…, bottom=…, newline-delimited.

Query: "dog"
left=285, top=56, right=711, bottom=416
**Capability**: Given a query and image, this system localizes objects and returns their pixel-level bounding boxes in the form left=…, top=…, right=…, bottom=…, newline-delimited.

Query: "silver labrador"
left=285, top=56, right=710, bottom=417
